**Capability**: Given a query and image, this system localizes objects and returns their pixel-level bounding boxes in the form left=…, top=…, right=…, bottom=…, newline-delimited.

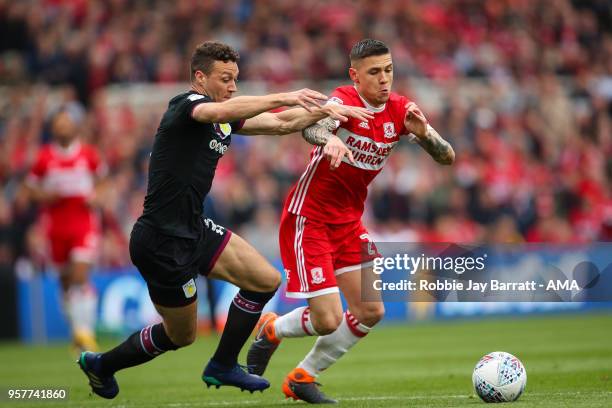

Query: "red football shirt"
left=284, top=85, right=412, bottom=224
left=27, top=141, right=105, bottom=233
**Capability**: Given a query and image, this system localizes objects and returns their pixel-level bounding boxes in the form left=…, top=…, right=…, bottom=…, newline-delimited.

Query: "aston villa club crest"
left=383, top=122, right=396, bottom=138
left=311, top=267, right=325, bottom=284
left=182, top=278, right=197, bottom=298
left=214, top=123, right=232, bottom=139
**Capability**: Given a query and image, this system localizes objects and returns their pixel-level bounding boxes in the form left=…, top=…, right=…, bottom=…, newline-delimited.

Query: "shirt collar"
left=354, top=86, right=386, bottom=113
left=52, top=141, right=81, bottom=157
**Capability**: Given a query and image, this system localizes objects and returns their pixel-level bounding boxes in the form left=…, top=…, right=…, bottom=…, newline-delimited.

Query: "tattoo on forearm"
left=302, top=117, right=336, bottom=146
left=303, top=124, right=332, bottom=146
left=417, top=126, right=455, bottom=165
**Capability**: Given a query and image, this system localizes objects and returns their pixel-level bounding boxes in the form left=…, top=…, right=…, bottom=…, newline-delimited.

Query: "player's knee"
left=270, top=270, right=282, bottom=290
left=59, top=276, right=71, bottom=293
left=354, top=304, right=385, bottom=327
left=312, top=311, right=343, bottom=335
left=264, top=270, right=282, bottom=292
left=70, top=262, right=91, bottom=284
left=253, top=269, right=281, bottom=293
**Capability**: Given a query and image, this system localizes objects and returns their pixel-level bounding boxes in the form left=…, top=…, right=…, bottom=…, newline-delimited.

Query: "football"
left=472, top=351, right=527, bottom=403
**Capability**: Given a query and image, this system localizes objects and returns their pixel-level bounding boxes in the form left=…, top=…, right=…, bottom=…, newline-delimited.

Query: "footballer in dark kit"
left=76, top=41, right=373, bottom=399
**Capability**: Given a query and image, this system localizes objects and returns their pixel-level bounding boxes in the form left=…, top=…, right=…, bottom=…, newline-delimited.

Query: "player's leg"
left=65, top=223, right=100, bottom=351
left=49, top=229, right=99, bottom=352
left=247, top=213, right=341, bottom=373
left=78, top=301, right=190, bottom=399
left=280, top=293, right=343, bottom=404
left=296, top=226, right=383, bottom=381
left=203, top=231, right=279, bottom=391
left=279, top=292, right=344, bottom=338
left=95, top=301, right=194, bottom=372
left=247, top=212, right=342, bottom=375
left=91, top=301, right=193, bottom=373
left=297, top=266, right=384, bottom=376
left=248, top=290, right=344, bottom=374
left=276, top=268, right=382, bottom=405
left=77, top=223, right=197, bottom=399
left=247, top=213, right=340, bottom=403
left=63, top=258, right=99, bottom=352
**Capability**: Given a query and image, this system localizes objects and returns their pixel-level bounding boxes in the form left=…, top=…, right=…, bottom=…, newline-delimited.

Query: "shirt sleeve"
left=88, top=147, right=108, bottom=178
left=176, top=93, right=211, bottom=122
left=328, top=87, right=348, bottom=106
left=230, top=119, right=245, bottom=132
left=397, top=95, right=418, bottom=142
left=326, top=88, right=348, bottom=130
left=26, top=150, right=47, bottom=186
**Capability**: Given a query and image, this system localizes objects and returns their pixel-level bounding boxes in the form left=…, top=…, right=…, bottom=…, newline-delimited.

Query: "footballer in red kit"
left=281, top=85, right=411, bottom=298
left=26, top=105, right=106, bottom=352
left=247, top=39, right=455, bottom=403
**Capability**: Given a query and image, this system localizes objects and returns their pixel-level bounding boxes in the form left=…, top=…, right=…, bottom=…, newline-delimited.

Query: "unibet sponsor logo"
left=209, top=139, right=229, bottom=155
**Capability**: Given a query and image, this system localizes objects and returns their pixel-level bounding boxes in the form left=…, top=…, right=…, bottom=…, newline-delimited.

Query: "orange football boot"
left=282, top=367, right=337, bottom=404
left=246, top=312, right=280, bottom=376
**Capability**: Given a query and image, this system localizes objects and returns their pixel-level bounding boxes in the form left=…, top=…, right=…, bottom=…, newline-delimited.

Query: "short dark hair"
left=190, top=41, right=239, bottom=80
left=349, top=39, right=390, bottom=63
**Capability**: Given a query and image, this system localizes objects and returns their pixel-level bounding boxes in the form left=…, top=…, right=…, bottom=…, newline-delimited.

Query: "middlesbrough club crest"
left=311, top=267, right=325, bottom=284
left=383, top=122, right=396, bottom=138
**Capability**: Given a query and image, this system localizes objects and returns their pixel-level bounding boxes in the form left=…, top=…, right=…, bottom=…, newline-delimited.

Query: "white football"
left=472, top=351, right=527, bottom=403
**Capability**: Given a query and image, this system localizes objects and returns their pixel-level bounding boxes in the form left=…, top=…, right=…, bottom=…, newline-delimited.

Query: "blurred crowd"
left=0, top=0, right=611, bottom=271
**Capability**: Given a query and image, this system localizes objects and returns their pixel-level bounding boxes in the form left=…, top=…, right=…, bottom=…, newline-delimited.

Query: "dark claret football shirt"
left=138, top=91, right=244, bottom=239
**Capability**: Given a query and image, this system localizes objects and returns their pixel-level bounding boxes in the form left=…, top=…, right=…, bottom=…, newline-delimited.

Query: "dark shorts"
left=129, top=218, right=232, bottom=307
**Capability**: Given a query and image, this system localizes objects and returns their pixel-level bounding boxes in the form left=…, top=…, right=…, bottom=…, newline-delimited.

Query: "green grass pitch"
left=0, top=313, right=611, bottom=407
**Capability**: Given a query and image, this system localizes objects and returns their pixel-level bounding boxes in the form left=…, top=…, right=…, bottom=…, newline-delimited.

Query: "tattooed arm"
left=415, top=125, right=455, bottom=165
left=302, top=117, right=355, bottom=169
left=404, top=101, right=455, bottom=165
left=302, top=117, right=337, bottom=145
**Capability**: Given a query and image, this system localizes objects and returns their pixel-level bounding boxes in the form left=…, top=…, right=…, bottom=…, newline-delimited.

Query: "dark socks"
left=211, top=289, right=276, bottom=367
left=99, top=323, right=178, bottom=375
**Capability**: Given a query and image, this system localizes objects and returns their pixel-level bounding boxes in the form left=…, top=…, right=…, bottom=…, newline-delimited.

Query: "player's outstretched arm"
left=191, top=89, right=328, bottom=124
left=302, top=118, right=355, bottom=169
left=404, top=102, right=455, bottom=165
left=302, top=117, right=337, bottom=145
left=415, top=125, right=455, bottom=165
left=239, top=104, right=373, bottom=136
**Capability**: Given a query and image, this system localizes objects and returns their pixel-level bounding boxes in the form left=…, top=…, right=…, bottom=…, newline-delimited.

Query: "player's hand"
left=320, top=104, right=374, bottom=123
left=324, top=135, right=355, bottom=170
left=404, top=102, right=428, bottom=138
left=283, top=89, right=328, bottom=112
